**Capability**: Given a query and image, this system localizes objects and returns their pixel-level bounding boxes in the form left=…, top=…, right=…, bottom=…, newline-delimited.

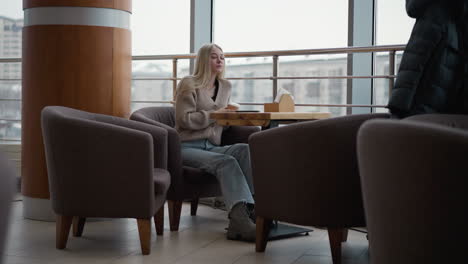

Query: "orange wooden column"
left=22, top=0, right=132, bottom=220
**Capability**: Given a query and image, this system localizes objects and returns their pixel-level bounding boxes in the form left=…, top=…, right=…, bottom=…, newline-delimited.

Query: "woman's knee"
left=216, top=155, right=242, bottom=173
left=222, top=155, right=238, bottom=165
left=235, top=143, right=249, bottom=149
left=231, top=143, right=250, bottom=156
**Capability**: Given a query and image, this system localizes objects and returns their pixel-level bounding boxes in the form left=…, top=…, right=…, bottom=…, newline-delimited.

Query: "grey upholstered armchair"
left=0, top=152, right=15, bottom=263
left=249, top=113, right=389, bottom=264
left=41, top=106, right=171, bottom=255
left=130, top=106, right=260, bottom=231
left=358, top=114, right=468, bottom=264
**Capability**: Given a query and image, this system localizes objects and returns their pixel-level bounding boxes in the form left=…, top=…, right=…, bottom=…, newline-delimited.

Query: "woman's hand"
left=215, top=107, right=235, bottom=112
left=226, top=102, right=240, bottom=110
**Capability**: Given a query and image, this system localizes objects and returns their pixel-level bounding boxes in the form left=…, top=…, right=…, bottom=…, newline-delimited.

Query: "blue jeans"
left=181, top=139, right=254, bottom=211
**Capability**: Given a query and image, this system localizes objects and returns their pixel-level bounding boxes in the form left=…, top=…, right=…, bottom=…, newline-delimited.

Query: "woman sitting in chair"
left=174, top=43, right=256, bottom=241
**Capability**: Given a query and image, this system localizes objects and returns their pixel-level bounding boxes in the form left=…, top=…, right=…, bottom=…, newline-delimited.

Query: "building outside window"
left=306, top=81, right=321, bottom=103
left=0, top=11, right=23, bottom=141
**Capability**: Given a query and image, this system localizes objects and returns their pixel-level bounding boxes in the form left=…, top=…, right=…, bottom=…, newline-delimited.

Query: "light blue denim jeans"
left=181, top=139, right=255, bottom=211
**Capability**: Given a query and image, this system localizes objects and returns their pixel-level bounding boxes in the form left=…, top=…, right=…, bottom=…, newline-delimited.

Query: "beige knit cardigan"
left=174, top=76, right=231, bottom=145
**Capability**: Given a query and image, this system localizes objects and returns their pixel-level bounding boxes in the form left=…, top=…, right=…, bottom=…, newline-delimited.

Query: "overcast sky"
left=1, top=0, right=414, bottom=55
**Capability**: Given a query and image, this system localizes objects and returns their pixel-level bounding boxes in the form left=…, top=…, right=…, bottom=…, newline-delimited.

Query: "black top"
left=211, top=79, right=220, bottom=101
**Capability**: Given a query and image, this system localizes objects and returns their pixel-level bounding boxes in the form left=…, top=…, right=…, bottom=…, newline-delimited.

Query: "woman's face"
left=210, top=46, right=225, bottom=75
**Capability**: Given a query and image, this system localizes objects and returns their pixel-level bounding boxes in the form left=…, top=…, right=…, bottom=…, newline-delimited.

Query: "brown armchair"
left=41, top=106, right=170, bottom=255
left=130, top=106, right=260, bottom=231
left=358, top=115, right=468, bottom=264
left=0, top=152, right=15, bottom=260
left=249, top=113, right=389, bottom=264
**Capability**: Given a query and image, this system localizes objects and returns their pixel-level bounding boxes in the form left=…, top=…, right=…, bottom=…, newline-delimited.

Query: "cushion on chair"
left=404, top=113, right=468, bottom=130
left=153, top=168, right=171, bottom=195
left=182, top=166, right=218, bottom=184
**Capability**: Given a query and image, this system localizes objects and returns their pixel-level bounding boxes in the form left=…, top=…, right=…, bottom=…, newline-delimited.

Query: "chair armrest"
left=404, top=114, right=468, bottom=131
left=94, top=114, right=168, bottom=169
left=249, top=113, right=389, bottom=225
left=129, top=114, right=185, bottom=190
left=130, top=113, right=175, bottom=131
left=221, top=126, right=261, bottom=145
left=44, top=116, right=156, bottom=218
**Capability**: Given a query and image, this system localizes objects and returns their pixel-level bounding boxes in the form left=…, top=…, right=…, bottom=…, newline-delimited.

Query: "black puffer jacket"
left=387, top=0, right=468, bottom=118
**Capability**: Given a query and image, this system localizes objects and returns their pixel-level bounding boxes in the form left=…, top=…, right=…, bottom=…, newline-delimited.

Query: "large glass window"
left=0, top=1, right=23, bottom=141
left=374, top=0, right=415, bottom=111
left=132, top=1, right=190, bottom=55
left=214, top=0, right=348, bottom=51
left=376, top=0, right=414, bottom=45
left=214, top=0, right=349, bottom=115
left=131, top=1, right=190, bottom=111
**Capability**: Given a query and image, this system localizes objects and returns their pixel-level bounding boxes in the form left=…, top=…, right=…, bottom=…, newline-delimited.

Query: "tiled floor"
left=2, top=199, right=369, bottom=264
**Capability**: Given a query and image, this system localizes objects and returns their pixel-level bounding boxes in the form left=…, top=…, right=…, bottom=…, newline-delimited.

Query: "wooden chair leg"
left=342, top=228, right=348, bottom=242
left=168, top=200, right=182, bottom=231
left=56, top=215, right=73, bottom=249
left=137, top=218, right=151, bottom=255
left=190, top=198, right=199, bottom=216
left=154, top=204, right=164, bottom=236
left=72, top=217, right=86, bottom=237
left=328, top=228, right=344, bottom=264
left=256, top=216, right=272, bottom=252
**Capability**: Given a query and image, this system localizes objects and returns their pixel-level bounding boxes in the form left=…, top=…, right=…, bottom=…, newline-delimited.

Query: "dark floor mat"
left=268, top=222, right=312, bottom=241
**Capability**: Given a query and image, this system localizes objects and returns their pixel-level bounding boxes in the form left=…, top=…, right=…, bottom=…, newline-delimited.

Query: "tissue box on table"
left=264, top=92, right=295, bottom=112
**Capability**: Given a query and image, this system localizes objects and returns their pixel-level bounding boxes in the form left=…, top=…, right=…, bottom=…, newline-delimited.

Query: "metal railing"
left=132, top=44, right=405, bottom=107
left=0, top=44, right=405, bottom=141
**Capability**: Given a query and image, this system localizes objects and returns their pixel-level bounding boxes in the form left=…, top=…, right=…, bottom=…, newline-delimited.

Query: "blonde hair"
left=192, top=43, right=226, bottom=89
